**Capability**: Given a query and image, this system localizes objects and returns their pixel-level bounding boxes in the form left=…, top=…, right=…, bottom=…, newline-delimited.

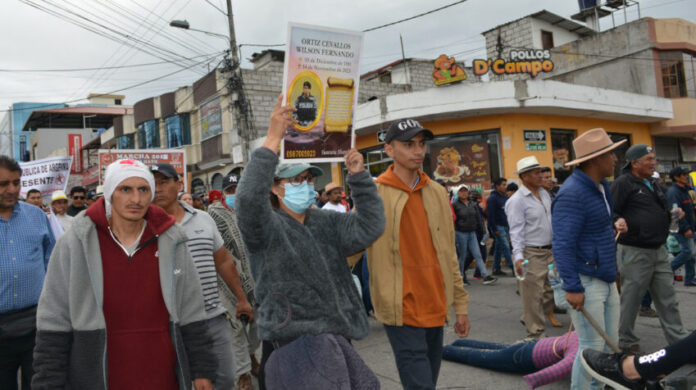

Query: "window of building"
left=137, top=119, right=160, bottom=149
left=541, top=30, right=554, bottom=50
left=550, top=129, right=575, bottom=184
left=191, top=178, right=206, bottom=197
left=211, top=173, right=223, bottom=191
left=115, top=99, right=122, bottom=105
left=424, top=130, right=502, bottom=192
left=117, top=134, right=135, bottom=149
left=660, top=51, right=688, bottom=98
left=379, top=72, right=392, bottom=83
left=165, top=113, right=191, bottom=148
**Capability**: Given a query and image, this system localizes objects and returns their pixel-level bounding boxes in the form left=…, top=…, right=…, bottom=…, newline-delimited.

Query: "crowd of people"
left=1, top=94, right=695, bottom=390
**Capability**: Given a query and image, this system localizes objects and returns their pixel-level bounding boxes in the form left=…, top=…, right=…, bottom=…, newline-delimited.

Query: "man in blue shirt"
left=0, top=155, right=55, bottom=390
left=487, top=177, right=514, bottom=276
left=553, top=128, right=625, bottom=389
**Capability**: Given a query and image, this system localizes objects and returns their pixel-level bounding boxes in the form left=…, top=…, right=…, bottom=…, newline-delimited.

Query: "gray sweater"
left=236, top=147, right=385, bottom=342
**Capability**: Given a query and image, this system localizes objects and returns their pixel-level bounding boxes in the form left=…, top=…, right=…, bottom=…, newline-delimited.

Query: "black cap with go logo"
left=384, top=118, right=434, bottom=144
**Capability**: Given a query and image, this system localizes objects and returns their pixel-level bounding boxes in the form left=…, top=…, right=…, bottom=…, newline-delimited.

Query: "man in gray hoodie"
left=32, top=159, right=216, bottom=390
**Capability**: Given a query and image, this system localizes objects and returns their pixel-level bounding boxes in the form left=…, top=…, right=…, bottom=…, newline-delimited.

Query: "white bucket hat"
left=514, top=156, right=541, bottom=175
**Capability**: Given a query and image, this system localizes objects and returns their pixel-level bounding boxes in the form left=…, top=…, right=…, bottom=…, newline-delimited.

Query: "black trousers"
left=384, top=324, right=444, bottom=390
left=0, top=331, right=36, bottom=390
left=635, top=329, right=696, bottom=380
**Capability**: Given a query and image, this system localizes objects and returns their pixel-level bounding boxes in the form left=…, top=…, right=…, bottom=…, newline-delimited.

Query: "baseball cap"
left=150, top=163, right=179, bottom=179
left=275, top=163, right=323, bottom=179
left=222, top=172, right=241, bottom=191
left=622, top=144, right=653, bottom=169
left=384, top=119, right=434, bottom=144
left=669, top=166, right=689, bottom=179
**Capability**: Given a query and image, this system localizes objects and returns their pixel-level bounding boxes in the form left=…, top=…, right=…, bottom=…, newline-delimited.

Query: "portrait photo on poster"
left=281, top=22, right=364, bottom=163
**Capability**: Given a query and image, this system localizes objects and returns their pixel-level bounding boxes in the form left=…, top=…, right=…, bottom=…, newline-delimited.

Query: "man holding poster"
left=281, top=23, right=363, bottom=162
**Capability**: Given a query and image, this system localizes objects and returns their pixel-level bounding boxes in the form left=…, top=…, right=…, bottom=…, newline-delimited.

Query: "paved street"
left=353, top=271, right=696, bottom=389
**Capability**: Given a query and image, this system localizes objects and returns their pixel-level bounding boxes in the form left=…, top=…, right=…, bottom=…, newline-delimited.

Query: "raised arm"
left=332, top=149, right=385, bottom=255
left=236, top=95, right=295, bottom=252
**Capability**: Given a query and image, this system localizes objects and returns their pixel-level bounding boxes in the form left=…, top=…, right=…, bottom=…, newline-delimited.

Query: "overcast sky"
left=0, top=0, right=692, bottom=115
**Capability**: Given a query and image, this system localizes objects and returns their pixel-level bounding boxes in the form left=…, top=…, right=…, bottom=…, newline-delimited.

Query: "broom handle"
left=580, top=307, right=622, bottom=353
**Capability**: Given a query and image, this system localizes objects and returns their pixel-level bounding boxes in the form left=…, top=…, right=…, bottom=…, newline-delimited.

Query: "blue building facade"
left=9, top=102, right=66, bottom=161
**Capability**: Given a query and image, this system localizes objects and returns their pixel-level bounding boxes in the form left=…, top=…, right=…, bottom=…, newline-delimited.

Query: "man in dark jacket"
left=66, top=186, right=87, bottom=216
left=666, top=166, right=696, bottom=286
left=33, top=159, right=216, bottom=390
left=611, top=145, right=688, bottom=355
left=553, top=128, right=624, bottom=389
left=453, top=185, right=497, bottom=285
left=487, top=177, right=514, bottom=275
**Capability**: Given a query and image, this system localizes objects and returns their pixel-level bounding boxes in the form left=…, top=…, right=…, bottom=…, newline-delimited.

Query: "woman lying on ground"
left=443, top=331, right=579, bottom=389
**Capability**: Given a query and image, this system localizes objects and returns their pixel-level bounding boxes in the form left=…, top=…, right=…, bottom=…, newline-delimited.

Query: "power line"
left=202, top=0, right=227, bottom=15
left=0, top=51, right=225, bottom=113
left=0, top=53, right=222, bottom=73
left=362, top=0, right=469, bottom=32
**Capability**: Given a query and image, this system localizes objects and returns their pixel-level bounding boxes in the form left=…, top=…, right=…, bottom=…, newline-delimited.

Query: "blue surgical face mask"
left=224, top=194, right=235, bottom=210
left=282, top=181, right=316, bottom=214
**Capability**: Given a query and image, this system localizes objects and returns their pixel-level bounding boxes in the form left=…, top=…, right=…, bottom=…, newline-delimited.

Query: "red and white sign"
left=98, top=149, right=187, bottom=190
left=68, top=134, right=83, bottom=173
left=82, top=164, right=100, bottom=186
left=19, top=156, right=73, bottom=200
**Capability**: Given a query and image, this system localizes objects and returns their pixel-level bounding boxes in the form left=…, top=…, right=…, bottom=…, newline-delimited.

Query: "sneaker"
left=492, top=269, right=507, bottom=276
left=473, top=276, right=483, bottom=281
left=462, top=279, right=470, bottom=286
left=685, top=279, right=696, bottom=287
left=482, top=275, right=497, bottom=285
left=547, top=312, right=563, bottom=327
left=580, top=349, right=645, bottom=390
left=639, top=306, right=659, bottom=318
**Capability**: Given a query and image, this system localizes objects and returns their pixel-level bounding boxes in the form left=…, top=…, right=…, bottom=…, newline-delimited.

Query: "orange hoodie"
left=376, top=166, right=447, bottom=328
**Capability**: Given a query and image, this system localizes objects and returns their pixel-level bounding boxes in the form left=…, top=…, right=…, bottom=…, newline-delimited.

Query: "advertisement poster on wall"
left=98, top=149, right=187, bottom=190
left=431, top=141, right=491, bottom=191
left=280, top=23, right=364, bottom=163
left=19, top=156, right=73, bottom=200
left=68, top=134, right=83, bottom=173
left=200, top=97, right=222, bottom=141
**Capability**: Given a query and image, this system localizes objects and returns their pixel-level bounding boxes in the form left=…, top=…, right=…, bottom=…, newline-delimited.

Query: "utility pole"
left=225, top=0, right=253, bottom=164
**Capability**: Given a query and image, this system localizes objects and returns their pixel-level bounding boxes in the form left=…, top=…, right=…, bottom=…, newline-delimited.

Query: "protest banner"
left=19, top=156, right=73, bottom=200
left=98, top=149, right=187, bottom=190
left=281, top=23, right=364, bottom=163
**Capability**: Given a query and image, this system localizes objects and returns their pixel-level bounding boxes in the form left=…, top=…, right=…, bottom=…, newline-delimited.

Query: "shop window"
left=660, top=51, right=687, bottom=98
left=541, top=30, right=554, bottom=50
left=359, top=148, right=393, bottom=178
left=137, top=119, right=160, bottom=149
left=423, top=130, right=501, bottom=192
left=117, top=134, right=134, bottom=149
left=550, top=129, right=575, bottom=184
left=165, top=113, right=191, bottom=148
left=608, top=133, right=631, bottom=179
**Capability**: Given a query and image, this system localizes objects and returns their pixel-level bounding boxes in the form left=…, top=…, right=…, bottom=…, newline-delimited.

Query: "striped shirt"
left=0, top=201, right=55, bottom=313
left=524, top=331, right=579, bottom=388
left=179, top=202, right=225, bottom=319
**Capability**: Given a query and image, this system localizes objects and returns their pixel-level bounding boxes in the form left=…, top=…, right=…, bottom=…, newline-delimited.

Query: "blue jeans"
left=442, top=339, right=537, bottom=373
left=384, top=325, right=443, bottom=390
left=493, top=225, right=513, bottom=271
left=567, top=274, right=620, bottom=390
left=455, top=231, right=488, bottom=278
left=670, top=233, right=695, bottom=282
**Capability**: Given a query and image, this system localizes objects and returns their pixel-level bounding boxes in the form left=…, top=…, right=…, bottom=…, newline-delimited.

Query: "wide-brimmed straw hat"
left=565, top=128, right=626, bottom=166
left=514, top=156, right=542, bottom=175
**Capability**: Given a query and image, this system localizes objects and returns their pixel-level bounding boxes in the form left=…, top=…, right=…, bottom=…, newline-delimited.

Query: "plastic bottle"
left=669, top=203, right=680, bottom=234
left=479, top=232, right=489, bottom=246
left=516, top=259, right=529, bottom=281
left=548, top=264, right=561, bottom=287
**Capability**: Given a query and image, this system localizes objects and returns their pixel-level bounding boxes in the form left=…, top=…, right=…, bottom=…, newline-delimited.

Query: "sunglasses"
left=73, top=196, right=85, bottom=200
